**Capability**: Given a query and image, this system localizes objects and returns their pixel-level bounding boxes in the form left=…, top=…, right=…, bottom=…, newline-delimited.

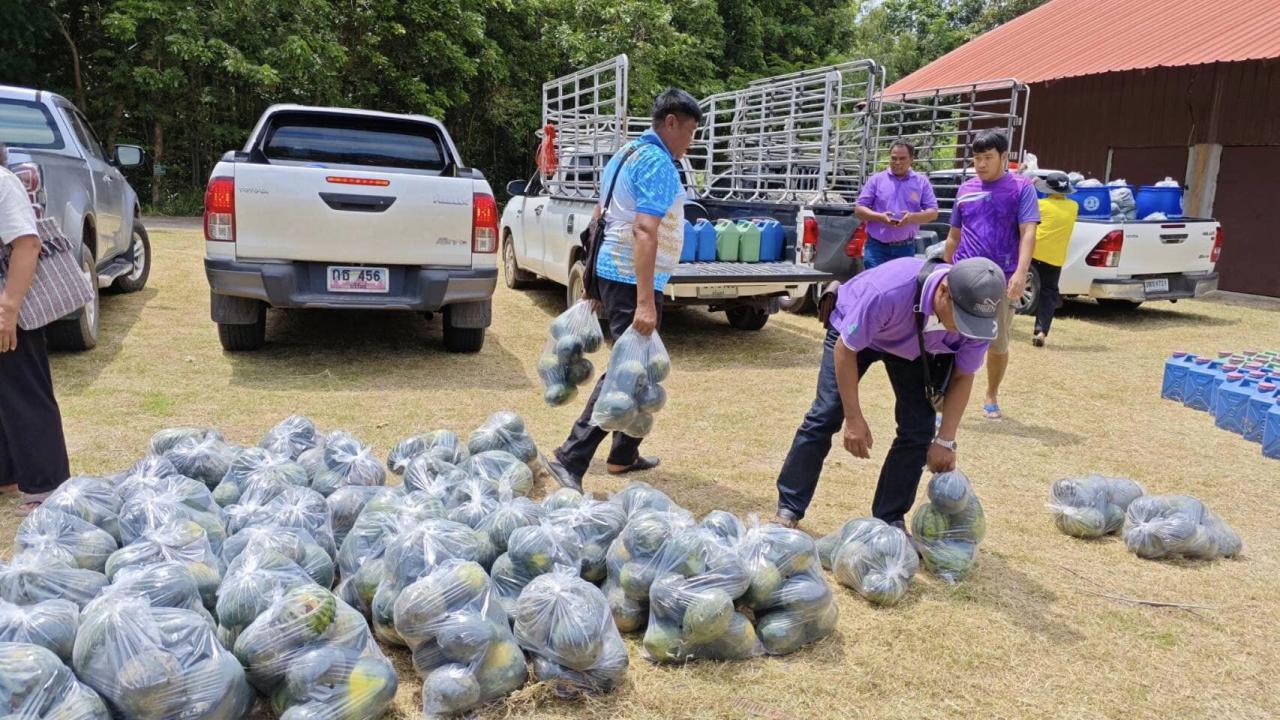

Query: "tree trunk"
left=105, top=102, right=124, bottom=149
left=151, top=121, right=164, bottom=207
left=49, top=6, right=86, bottom=109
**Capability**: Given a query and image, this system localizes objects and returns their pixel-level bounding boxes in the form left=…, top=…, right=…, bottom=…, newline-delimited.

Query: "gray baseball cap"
left=947, top=257, right=1006, bottom=341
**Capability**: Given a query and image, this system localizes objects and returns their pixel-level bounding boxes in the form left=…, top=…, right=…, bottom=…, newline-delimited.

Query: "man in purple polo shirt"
left=772, top=256, right=1007, bottom=530
left=855, top=139, right=939, bottom=269
left=944, top=129, right=1039, bottom=421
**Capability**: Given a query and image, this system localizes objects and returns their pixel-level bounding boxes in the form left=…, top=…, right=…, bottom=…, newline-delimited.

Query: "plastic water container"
left=1263, top=399, right=1280, bottom=459
left=1069, top=187, right=1111, bottom=219
left=1244, top=382, right=1279, bottom=443
left=1214, top=373, right=1254, bottom=434
left=1161, top=352, right=1198, bottom=401
left=756, top=219, right=784, bottom=262
left=736, top=220, right=762, bottom=262
left=680, top=220, right=697, bottom=263
left=715, top=219, right=741, bottom=261
left=1182, top=358, right=1224, bottom=411
left=1136, top=186, right=1183, bottom=218
left=695, top=219, right=716, bottom=261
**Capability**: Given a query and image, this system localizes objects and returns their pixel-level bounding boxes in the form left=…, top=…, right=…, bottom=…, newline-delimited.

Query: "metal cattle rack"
left=540, top=54, right=631, bottom=199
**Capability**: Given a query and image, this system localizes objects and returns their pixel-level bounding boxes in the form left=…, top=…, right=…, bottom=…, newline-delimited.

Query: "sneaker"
left=545, top=460, right=583, bottom=494
left=772, top=508, right=801, bottom=529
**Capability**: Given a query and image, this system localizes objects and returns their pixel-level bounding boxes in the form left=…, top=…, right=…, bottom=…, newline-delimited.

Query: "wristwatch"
left=932, top=437, right=957, bottom=451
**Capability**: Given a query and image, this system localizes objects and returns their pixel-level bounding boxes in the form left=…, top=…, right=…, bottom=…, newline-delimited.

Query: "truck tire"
left=779, top=285, right=818, bottom=315
left=111, top=223, right=152, bottom=293
left=1013, top=263, right=1040, bottom=316
left=443, top=307, right=486, bottom=353
left=47, top=249, right=100, bottom=352
left=503, top=234, right=536, bottom=289
left=726, top=305, right=769, bottom=331
left=217, top=305, right=266, bottom=352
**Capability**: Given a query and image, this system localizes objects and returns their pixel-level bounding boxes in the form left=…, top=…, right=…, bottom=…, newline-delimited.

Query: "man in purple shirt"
left=944, top=130, right=1040, bottom=420
left=772, top=256, right=1007, bottom=530
left=855, top=140, right=939, bottom=269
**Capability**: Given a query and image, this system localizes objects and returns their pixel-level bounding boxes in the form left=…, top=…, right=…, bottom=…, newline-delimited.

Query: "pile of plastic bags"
left=819, top=517, right=918, bottom=607
left=1048, top=475, right=1145, bottom=539
left=513, top=566, right=629, bottom=696
left=910, top=470, right=986, bottom=583
left=602, top=507, right=694, bottom=632
left=1123, top=495, right=1242, bottom=561
left=538, top=300, right=604, bottom=406
left=736, top=519, right=837, bottom=655
left=590, top=327, right=670, bottom=438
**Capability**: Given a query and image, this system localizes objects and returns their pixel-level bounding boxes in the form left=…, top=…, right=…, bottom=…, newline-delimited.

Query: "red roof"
left=885, top=0, right=1280, bottom=94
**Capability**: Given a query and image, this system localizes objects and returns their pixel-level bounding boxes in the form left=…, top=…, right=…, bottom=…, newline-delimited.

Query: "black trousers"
left=554, top=278, right=664, bottom=479
left=1033, top=259, right=1063, bottom=336
left=775, top=328, right=936, bottom=524
left=0, top=326, right=70, bottom=494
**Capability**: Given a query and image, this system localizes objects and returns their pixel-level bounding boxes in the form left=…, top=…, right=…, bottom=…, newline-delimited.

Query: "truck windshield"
left=260, top=112, right=448, bottom=171
left=0, top=99, right=65, bottom=150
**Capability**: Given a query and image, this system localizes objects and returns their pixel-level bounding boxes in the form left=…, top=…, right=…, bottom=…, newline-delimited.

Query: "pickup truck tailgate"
left=1115, top=220, right=1218, bottom=275
left=668, top=262, right=832, bottom=284
left=232, top=164, right=474, bottom=266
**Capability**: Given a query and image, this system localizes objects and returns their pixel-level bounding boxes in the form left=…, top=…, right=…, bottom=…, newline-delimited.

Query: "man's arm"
left=854, top=204, right=889, bottom=224
left=1007, top=220, right=1037, bottom=299
left=631, top=212, right=660, bottom=335
left=927, top=370, right=973, bottom=472
left=834, top=341, right=872, bottom=458
left=0, top=233, right=39, bottom=352
left=944, top=226, right=961, bottom=263
left=906, top=207, right=939, bottom=225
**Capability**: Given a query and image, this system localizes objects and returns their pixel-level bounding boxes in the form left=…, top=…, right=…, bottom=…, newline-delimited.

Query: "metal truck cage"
left=540, top=54, right=630, bottom=199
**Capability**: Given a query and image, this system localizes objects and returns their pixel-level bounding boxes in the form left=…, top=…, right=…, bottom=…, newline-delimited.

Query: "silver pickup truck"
left=1, top=85, right=152, bottom=350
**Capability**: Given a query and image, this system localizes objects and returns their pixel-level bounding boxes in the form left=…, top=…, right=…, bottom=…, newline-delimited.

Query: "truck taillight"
left=204, top=176, right=235, bottom=242
left=1086, top=230, right=1124, bottom=267
left=472, top=193, right=498, bottom=253
left=1211, top=227, right=1223, bottom=264
left=802, top=217, right=819, bottom=246
left=11, top=162, right=45, bottom=218
left=846, top=222, right=867, bottom=258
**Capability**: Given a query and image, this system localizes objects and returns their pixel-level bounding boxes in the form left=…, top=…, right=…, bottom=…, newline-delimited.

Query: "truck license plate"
left=1143, top=278, right=1170, bottom=294
left=327, top=266, right=389, bottom=293
left=698, top=285, right=738, bottom=299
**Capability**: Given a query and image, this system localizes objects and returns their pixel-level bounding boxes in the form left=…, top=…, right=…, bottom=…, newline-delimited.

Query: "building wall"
left=1024, top=60, right=1280, bottom=296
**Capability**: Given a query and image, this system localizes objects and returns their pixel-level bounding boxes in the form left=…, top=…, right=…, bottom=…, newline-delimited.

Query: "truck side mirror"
left=506, top=180, right=527, bottom=196
left=113, top=144, right=146, bottom=169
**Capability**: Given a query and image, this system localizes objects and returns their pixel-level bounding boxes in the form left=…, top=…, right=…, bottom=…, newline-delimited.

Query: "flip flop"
left=606, top=456, right=661, bottom=475
left=13, top=492, right=51, bottom=517
left=982, top=403, right=1004, bottom=421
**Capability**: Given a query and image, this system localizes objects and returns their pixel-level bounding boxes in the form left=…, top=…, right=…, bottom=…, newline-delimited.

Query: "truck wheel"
left=726, top=305, right=769, bottom=331
left=503, top=235, right=535, bottom=290
left=111, top=223, right=152, bottom=293
left=566, top=260, right=586, bottom=309
left=779, top=285, right=818, bottom=315
left=217, top=305, right=266, bottom=352
left=1013, top=264, right=1041, bottom=316
left=443, top=307, right=486, bottom=353
left=1097, top=299, right=1144, bottom=310
left=47, top=249, right=100, bottom=352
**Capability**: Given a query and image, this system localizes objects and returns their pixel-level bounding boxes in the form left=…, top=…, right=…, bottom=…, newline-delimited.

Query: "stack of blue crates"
left=1162, top=349, right=1280, bottom=460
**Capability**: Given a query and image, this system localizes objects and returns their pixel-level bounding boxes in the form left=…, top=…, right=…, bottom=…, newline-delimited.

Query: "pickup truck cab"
left=203, top=105, right=499, bottom=352
left=0, top=85, right=151, bottom=350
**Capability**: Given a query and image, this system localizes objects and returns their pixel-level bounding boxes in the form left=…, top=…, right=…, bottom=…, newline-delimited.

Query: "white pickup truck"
left=203, top=105, right=499, bottom=352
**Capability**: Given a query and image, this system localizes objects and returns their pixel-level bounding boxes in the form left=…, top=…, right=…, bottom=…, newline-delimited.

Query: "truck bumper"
left=1089, top=273, right=1219, bottom=302
left=205, top=258, right=497, bottom=317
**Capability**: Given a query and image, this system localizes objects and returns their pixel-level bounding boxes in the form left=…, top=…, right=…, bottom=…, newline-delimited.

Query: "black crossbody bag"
left=914, top=258, right=956, bottom=413
left=579, top=144, right=640, bottom=301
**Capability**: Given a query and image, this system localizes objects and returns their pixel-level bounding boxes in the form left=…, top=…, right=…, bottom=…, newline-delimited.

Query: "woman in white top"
left=0, top=144, right=72, bottom=515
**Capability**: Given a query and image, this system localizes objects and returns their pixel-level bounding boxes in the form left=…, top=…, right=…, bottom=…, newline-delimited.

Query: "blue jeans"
left=775, top=328, right=936, bottom=523
left=862, top=236, right=916, bottom=269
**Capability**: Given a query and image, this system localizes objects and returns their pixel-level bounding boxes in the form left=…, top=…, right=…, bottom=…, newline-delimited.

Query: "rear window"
left=0, top=99, right=64, bottom=150
left=260, top=112, right=448, bottom=171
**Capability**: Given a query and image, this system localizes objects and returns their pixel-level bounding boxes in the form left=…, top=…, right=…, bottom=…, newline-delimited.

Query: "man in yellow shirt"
left=1031, top=172, right=1078, bottom=347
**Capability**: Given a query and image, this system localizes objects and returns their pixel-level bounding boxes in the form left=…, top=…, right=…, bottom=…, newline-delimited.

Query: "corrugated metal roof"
left=884, top=0, right=1280, bottom=94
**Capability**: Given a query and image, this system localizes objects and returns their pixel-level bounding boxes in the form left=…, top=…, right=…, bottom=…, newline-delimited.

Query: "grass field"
left=4, top=226, right=1278, bottom=719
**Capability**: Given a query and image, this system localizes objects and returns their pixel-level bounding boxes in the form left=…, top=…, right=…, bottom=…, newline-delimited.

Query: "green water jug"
left=735, top=220, right=761, bottom=263
left=715, top=219, right=740, bottom=261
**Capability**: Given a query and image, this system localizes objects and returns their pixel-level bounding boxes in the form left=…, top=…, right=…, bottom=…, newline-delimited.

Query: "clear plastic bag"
left=910, top=470, right=986, bottom=584
left=233, top=585, right=398, bottom=720
left=0, top=641, right=110, bottom=720
left=549, top=499, right=628, bottom=584
left=117, top=475, right=227, bottom=554
left=477, top=494, right=545, bottom=555
left=311, top=433, right=386, bottom=497
left=608, top=480, right=677, bottom=520
left=1123, top=495, right=1242, bottom=561
left=213, top=447, right=309, bottom=507
left=736, top=517, right=837, bottom=654
left=149, top=427, right=222, bottom=456
left=700, top=511, right=745, bottom=545
left=42, top=475, right=123, bottom=541
left=392, top=559, right=527, bottom=716
left=590, top=327, right=670, bottom=439
left=225, top=482, right=336, bottom=558
left=446, top=476, right=502, bottom=530
left=642, top=526, right=760, bottom=662
left=1048, top=475, right=1145, bottom=539
left=105, top=521, right=224, bottom=611
left=538, top=300, right=605, bottom=407
left=1107, top=179, right=1137, bottom=221
left=387, top=429, right=467, bottom=476
left=93, top=561, right=213, bottom=622
left=114, top=455, right=182, bottom=497
left=74, top=595, right=252, bottom=720
left=828, top=517, right=918, bottom=607
left=216, top=547, right=318, bottom=648
left=327, top=485, right=391, bottom=548
left=459, top=450, right=535, bottom=499
left=221, top=525, right=334, bottom=588
left=0, top=551, right=108, bottom=609
left=602, top=508, right=694, bottom=633
left=404, top=453, right=468, bottom=500
left=542, top=488, right=584, bottom=512
left=371, top=519, right=493, bottom=645
left=0, top=598, right=79, bottom=661
left=163, top=435, right=238, bottom=489
left=467, top=412, right=539, bottom=466
left=513, top=565, right=628, bottom=697
left=16, top=507, right=118, bottom=573
left=260, top=415, right=320, bottom=460
left=334, top=490, right=446, bottom=614
left=491, top=521, right=583, bottom=615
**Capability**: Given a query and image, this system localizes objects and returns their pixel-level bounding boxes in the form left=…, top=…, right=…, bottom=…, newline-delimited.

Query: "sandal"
left=982, top=403, right=1004, bottom=421
left=606, top=456, right=661, bottom=475
left=14, top=492, right=51, bottom=517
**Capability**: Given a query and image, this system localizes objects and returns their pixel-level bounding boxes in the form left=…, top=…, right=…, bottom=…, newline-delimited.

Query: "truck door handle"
left=318, top=193, right=396, bottom=213
left=534, top=206, right=544, bottom=216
